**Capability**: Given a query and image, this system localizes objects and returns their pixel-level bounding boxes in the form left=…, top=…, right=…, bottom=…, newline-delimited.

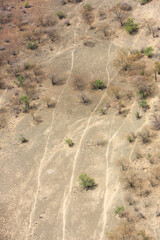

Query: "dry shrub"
left=108, top=85, right=122, bottom=100
left=0, top=11, right=12, bottom=24
left=44, top=28, right=59, bottom=42
left=150, top=152, right=160, bottom=164
left=110, top=4, right=127, bottom=27
left=121, top=169, right=138, bottom=189
left=31, top=112, right=43, bottom=125
left=79, top=93, right=90, bottom=104
left=0, top=110, right=7, bottom=129
left=43, top=96, right=56, bottom=108
left=81, top=5, right=95, bottom=29
left=97, top=24, right=111, bottom=38
left=138, top=128, right=151, bottom=144
left=133, top=75, right=154, bottom=98
left=0, top=78, right=6, bottom=89
left=114, top=50, right=142, bottom=73
left=151, top=165, right=160, bottom=181
left=22, top=81, right=37, bottom=99
left=15, top=14, right=24, bottom=31
left=107, top=223, right=149, bottom=240
left=98, top=9, right=107, bottom=20
left=116, top=158, right=130, bottom=171
left=51, top=74, right=64, bottom=86
left=73, top=75, right=85, bottom=91
left=150, top=113, right=160, bottom=130
left=33, top=66, right=43, bottom=77
left=125, top=194, right=135, bottom=206
left=37, top=15, right=57, bottom=27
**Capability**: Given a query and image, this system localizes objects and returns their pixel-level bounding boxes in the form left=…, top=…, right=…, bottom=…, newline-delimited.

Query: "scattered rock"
left=4, top=39, right=10, bottom=43
left=0, top=47, right=5, bottom=51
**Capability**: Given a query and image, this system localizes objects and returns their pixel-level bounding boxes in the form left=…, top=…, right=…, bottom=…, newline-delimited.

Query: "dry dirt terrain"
left=0, top=0, right=160, bottom=239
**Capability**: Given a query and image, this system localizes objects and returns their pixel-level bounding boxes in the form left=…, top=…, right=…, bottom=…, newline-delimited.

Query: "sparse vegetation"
left=20, top=95, right=29, bottom=112
left=81, top=3, right=94, bottom=28
left=124, top=18, right=138, bottom=34
left=135, top=112, right=141, bottom=119
left=78, top=173, right=96, bottom=190
left=15, top=76, right=25, bottom=86
left=144, top=47, right=154, bottom=58
left=139, top=99, right=149, bottom=110
left=138, top=129, right=151, bottom=144
left=19, top=134, right=28, bottom=143
left=65, top=138, right=74, bottom=147
left=56, top=11, right=65, bottom=19
left=139, top=0, right=150, bottom=5
left=24, top=1, right=30, bottom=8
left=92, top=79, right=105, bottom=90
left=114, top=206, right=125, bottom=216
left=127, top=132, right=135, bottom=143
left=26, top=41, right=37, bottom=50
left=110, top=4, right=126, bottom=27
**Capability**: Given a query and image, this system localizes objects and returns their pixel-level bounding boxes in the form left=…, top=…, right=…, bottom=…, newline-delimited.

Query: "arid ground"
left=0, top=0, right=160, bottom=239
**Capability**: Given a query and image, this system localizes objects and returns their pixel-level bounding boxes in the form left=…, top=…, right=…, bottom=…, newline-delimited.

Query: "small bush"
left=56, top=11, right=65, bottom=19
left=83, top=3, right=92, bottom=11
left=15, top=76, right=25, bottom=86
left=24, top=1, right=30, bottom=8
left=150, top=113, right=160, bottom=130
left=116, top=158, right=129, bottom=171
left=65, top=138, right=74, bottom=147
left=78, top=173, right=96, bottom=190
left=124, top=18, right=138, bottom=34
left=135, top=112, right=141, bottom=119
left=26, top=41, right=37, bottom=50
left=127, top=133, right=135, bottom=143
left=115, top=206, right=125, bottom=215
left=92, top=79, right=105, bottom=90
left=24, top=62, right=32, bottom=70
left=80, top=94, right=89, bottom=104
left=20, top=95, right=29, bottom=112
left=138, top=129, right=151, bottom=144
left=100, top=108, right=107, bottom=115
left=139, top=99, right=149, bottom=110
left=144, top=47, right=154, bottom=58
left=19, top=134, right=28, bottom=143
left=73, top=75, right=85, bottom=90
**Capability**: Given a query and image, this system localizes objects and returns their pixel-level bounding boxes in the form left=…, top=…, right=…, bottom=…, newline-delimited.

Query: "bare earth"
left=0, top=0, right=160, bottom=239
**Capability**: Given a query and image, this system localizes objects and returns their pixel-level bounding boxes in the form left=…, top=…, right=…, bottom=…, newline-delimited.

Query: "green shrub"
left=26, top=41, right=37, bottom=50
left=144, top=47, right=154, bottom=58
left=24, top=1, right=29, bottom=8
left=124, top=18, right=138, bottom=34
left=93, top=79, right=105, bottom=90
left=83, top=3, right=92, bottom=11
left=65, top=138, right=74, bottom=147
left=100, top=108, right=106, bottom=115
left=24, top=62, right=32, bottom=70
left=135, top=112, right=141, bottom=119
left=139, top=99, right=149, bottom=109
left=78, top=173, right=96, bottom=190
left=56, top=11, right=65, bottom=19
left=115, top=206, right=125, bottom=215
left=15, top=76, right=25, bottom=86
left=20, top=95, right=29, bottom=112
left=19, top=134, right=28, bottom=143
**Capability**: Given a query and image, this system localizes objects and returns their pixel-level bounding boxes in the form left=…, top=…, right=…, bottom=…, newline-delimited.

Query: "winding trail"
left=62, top=41, right=117, bottom=240
left=25, top=19, right=80, bottom=240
